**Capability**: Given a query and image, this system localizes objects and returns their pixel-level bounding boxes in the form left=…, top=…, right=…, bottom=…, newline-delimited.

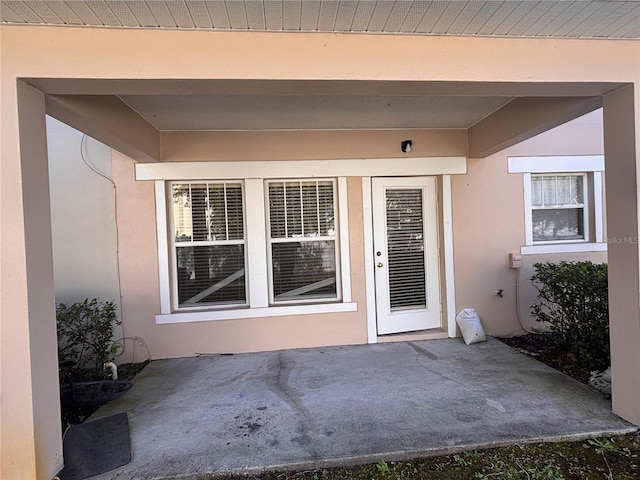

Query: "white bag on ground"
left=456, top=308, right=487, bottom=345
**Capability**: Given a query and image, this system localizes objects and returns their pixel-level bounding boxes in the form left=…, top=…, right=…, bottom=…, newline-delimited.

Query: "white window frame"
left=527, top=173, right=589, bottom=244
left=138, top=156, right=467, bottom=324
left=508, top=156, right=606, bottom=255
left=169, top=181, right=248, bottom=311
left=153, top=177, right=354, bottom=324
left=265, top=178, right=342, bottom=306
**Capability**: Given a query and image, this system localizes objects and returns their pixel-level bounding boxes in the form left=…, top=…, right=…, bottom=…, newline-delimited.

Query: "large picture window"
left=267, top=180, right=338, bottom=303
left=171, top=182, right=246, bottom=308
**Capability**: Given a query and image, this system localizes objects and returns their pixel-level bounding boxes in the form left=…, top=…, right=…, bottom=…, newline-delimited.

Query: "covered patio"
left=88, top=338, right=634, bottom=479
left=2, top=5, right=640, bottom=479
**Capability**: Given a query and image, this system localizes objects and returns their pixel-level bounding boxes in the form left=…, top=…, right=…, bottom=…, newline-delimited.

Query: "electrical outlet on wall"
left=509, top=253, right=522, bottom=269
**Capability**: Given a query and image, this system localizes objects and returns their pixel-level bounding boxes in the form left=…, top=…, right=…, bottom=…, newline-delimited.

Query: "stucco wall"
left=112, top=152, right=370, bottom=358
left=47, top=117, right=123, bottom=337
left=452, top=110, right=606, bottom=337
left=2, top=25, right=640, bottom=479
left=104, top=111, right=606, bottom=357
left=161, top=129, right=467, bottom=161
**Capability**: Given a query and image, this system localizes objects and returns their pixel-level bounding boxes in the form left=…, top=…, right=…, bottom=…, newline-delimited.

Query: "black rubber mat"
left=58, top=412, right=131, bottom=480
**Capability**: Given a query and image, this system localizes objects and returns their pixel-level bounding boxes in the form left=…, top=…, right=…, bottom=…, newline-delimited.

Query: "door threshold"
left=376, top=328, right=450, bottom=344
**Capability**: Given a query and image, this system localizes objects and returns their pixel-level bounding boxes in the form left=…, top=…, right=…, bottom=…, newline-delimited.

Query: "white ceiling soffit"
left=118, top=94, right=514, bottom=130
left=2, top=1, right=640, bottom=39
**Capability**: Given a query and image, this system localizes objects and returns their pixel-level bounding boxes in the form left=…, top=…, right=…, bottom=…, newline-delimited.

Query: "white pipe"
left=104, top=362, right=118, bottom=380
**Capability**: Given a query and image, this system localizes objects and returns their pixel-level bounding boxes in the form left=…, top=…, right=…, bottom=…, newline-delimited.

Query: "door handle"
left=377, top=262, right=384, bottom=268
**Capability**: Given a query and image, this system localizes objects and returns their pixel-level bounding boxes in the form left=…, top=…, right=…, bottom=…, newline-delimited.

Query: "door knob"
left=377, top=262, right=384, bottom=268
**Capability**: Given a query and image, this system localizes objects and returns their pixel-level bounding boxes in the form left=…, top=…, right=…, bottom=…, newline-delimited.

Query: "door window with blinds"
left=267, top=180, right=339, bottom=304
left=530, top=174, right=587, bottom=242
left=385, top=188, right=427, bottom=310
left=171, top=182, right=247, bottom=308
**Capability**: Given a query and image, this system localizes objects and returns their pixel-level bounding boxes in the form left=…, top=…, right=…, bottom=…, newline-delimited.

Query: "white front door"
left=372, top=177, right=442, bottom=335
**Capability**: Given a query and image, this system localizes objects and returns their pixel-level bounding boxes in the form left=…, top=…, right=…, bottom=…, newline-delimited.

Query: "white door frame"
left=363, top=175, right=457, bottom=343
left=372, top=177, right=441, bottom=334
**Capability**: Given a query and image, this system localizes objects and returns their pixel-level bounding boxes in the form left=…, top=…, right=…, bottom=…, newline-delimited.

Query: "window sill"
left=520, top=242, right=607, bottom=255
left=156, top=302, right=358, bottom=324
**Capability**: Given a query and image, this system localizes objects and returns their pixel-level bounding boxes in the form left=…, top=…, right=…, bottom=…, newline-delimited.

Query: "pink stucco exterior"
left=92, top=110, right=606, bottom=360
left=1, top=25, right=639, bottom=479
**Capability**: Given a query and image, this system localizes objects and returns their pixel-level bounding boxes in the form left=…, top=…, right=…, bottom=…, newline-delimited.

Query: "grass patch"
left=212, top=432, right=639, bottom=479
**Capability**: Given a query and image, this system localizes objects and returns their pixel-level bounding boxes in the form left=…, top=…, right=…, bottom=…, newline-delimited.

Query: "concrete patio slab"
left=91, top=338, right=635, bottom=479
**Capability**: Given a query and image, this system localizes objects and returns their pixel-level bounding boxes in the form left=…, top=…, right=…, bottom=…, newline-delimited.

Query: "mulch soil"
left=497, top=333, right=593, bottom=384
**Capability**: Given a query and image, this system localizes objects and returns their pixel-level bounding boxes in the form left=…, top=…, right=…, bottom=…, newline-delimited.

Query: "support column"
left=603, top=84, right=640, bottom=425
left=0, top=81, right=63, bottom=479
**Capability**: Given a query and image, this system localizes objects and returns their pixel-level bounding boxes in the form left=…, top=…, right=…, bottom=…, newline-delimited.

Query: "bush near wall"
left=530, top=261, right=609, bottom=372
left=56, top=298, right=121, bottom=381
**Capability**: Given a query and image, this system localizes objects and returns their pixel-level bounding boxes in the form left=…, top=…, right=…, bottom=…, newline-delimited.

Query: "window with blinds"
left=267, top=180, right=338, bottom=303
left=530, top=174, right=586, bottom=242
left=171, top=182, right=246, bottom=307
left=385, top=189, right=427, bottom=310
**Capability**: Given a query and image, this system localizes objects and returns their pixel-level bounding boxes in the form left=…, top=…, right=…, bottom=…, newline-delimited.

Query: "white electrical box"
left=509, top=253, right=522, bottom=269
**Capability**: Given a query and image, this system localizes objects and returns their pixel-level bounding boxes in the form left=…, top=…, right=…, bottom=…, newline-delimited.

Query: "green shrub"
left=56, top=298, right=121, bottom=380
left=530, top=261, right=609, bottom=371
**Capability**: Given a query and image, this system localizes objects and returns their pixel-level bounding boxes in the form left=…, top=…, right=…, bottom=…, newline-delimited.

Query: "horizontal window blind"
left=172, top=182, right=246, bottom=307
left=385, top=189, right=427, bottom=310
left=173, top=183, right=244, bottom=243
left=269, top=181, right=334, bottom=238
left=268, top=180, right=338, bottom=303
